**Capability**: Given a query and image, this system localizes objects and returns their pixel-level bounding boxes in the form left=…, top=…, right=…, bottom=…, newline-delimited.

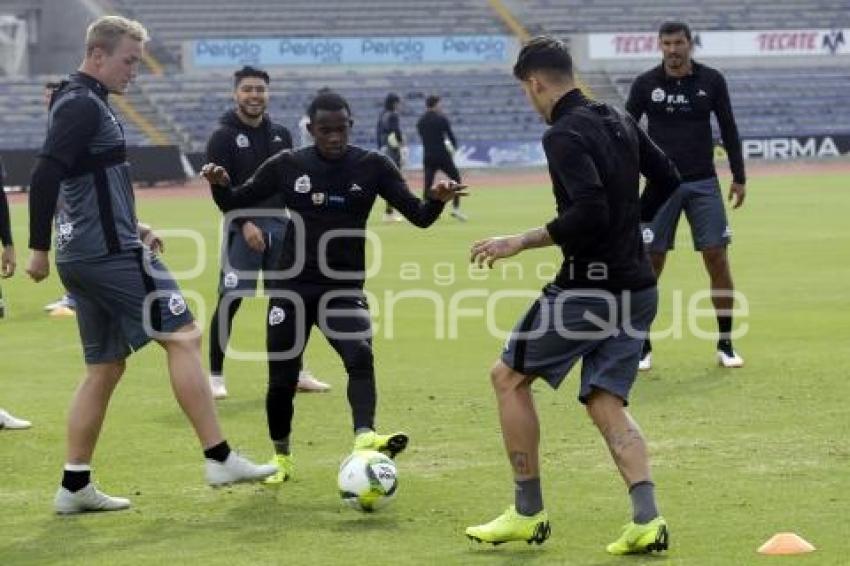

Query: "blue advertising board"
left=187, top=35, right=518, bottom=68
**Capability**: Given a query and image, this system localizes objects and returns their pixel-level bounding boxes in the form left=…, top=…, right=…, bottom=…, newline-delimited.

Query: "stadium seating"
left=138, top=68, right=546, bottom=151
left=0, top=76, right=152, bottom=150
left=611, top=66, right=850, bottom=137
left=108, top=0, right=509, bottom=66
left=514, top=0, right=850, bottom=35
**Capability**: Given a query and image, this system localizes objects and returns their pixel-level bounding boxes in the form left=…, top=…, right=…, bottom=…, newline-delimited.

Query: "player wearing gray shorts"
left=25, top=15, right=275, bottom=516
left=627, top=20, right=747, bottom=370
left=465, top=37, right=680, bottom=554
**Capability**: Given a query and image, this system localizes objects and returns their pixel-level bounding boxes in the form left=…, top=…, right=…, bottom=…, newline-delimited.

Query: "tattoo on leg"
left=510, top=451, right=530, bottom=475
left=604, top=426, right=644, bottom=458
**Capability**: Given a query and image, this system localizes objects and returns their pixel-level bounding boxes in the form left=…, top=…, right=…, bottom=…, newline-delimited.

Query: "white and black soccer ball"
left=338, top=450, right=398, bottom=512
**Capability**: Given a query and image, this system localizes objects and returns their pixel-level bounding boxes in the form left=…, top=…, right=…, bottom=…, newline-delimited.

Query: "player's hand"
left=200, top=163, right=231, bottom=187
left=470, top=235, right=523, bottom=268
left=241, top=221, right=266, bottom=252
left=728, top=182, right=746, bottom=209
left=1, top=244, right=15, bottom=278
left=143, top=230, right=164, bottom=254
left=430, top=179, right=469, bottom=203
left=25, top=249, right=50, bottom=282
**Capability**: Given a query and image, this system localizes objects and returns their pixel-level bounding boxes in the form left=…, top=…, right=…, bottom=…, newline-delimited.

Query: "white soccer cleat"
left=44, top=295, right=75, bottom=312
left=0, top=409, right=31, bottom=430
left=638, top=352, right=652, bottom=372
left=54, top=484, right=131, bottom=515
left=717, top=349, right=744, bottom=368
left=205, top=452, right=278, bottom=486
left=450, top=208, right=469, bottom=222
left=297, top=370, right=331, bottom=393
left=382, top=211, right=404, bottom=223
left=209, top=374, right=228, bottom=400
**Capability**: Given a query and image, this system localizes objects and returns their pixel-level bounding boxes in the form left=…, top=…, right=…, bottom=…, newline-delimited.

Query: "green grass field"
left=1, top=169, right=849, bottom=565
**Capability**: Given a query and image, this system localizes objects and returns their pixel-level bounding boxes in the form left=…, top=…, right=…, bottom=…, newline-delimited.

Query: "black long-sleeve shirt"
left=542, top=90, right=681, bottom=292
left=626, top=61, right=745, bottom=185
left=206, top=109, right=293, bottom=227
left=376, top=110, right=403, bottom=149
left=417, top=110, right=457, bottom=162
left=211, top=145, right=445, bottom=288
left=0, top=161, right=12, bottom=246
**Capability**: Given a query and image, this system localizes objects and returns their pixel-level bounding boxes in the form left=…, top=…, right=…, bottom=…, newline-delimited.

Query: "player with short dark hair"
left=465, top=36, right=678, bottom=554
left=202, top=91, right=467, bottom=484
left=206, top=65, right=329, bottom=400
left=26, top=15, right=276, bottom=515
left=626, top=20, right=746, bottom=370
left=377, top=92, right=405, bottom=222
left=417, top=95, right=466, bottom=221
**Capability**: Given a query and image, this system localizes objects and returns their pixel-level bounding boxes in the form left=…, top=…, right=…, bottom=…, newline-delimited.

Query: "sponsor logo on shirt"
left=168, top=293, right=187, bottom=316
left=294, top=175, right=311, bottom=193
left=269, top=306, right=286, bottom=326
left=272, top=135, right=283, bottom=142
left=651, top=87, right=665, bottom=102
left=349, top=183, right=363, bottom=193
left=236, top=133, right=250, bottom=148
left=56, top=221, right=74, bottom=250
left=697, top=89, right=708, bottom=97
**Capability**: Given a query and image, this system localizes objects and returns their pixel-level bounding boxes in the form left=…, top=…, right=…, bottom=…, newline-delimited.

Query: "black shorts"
left=265, top=284, right=372, bottom=363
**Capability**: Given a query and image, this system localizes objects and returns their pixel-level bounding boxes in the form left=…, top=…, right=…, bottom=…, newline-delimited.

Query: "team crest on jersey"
left=651, top=88, right=665, bottom=103
left=312, top=192, right=326, bottom=205
left=294, top=175, right=312, bottom=193
left=269, top=306, right=286, bottom=326
left=236, top=133, right=250, bottom=148
left=642, top=227, right=655, bottom=244
left=168, top=293, right=187, bottom=316
left=223, top=271, right=238, bottom=289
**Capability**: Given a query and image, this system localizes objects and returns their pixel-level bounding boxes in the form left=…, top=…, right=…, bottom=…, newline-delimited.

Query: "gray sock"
left=273, top=438, right=290, bottom=455
left=629, top=481, right=658, bottom=524
left=514, top=478, right=543, bottom=516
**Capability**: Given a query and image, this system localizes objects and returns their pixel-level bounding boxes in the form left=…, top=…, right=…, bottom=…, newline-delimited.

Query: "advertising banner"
left=187, top=35, right=518, bottom=68
left=588, top=29, right=848, bottom=59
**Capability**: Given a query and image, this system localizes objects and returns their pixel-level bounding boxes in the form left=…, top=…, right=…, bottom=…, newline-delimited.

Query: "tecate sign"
left=589, top=29, right=848, bottom=59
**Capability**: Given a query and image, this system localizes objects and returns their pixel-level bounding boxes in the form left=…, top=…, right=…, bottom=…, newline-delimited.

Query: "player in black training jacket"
left=202, top=91, right=466, bottom=479
left=417, top=94, right=467, bottom=221
left=626, top=21, right=746, bottom=370
left=465, top=36, right=679, bottom=553
left=205, top=66, right=329, bottom=402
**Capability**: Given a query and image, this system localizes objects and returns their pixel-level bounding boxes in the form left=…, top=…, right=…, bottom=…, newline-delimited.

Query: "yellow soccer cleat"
left=262, top=454, right=294, bottom=485
left=353, top=430, right=408, bottom=458
left=606, top=516, right=669, bottom=555
left=466, top=505, right=550, bottom=545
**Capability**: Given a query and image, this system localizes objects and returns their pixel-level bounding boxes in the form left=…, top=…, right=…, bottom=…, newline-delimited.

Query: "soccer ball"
left=338, top=450, right=398, bottom=512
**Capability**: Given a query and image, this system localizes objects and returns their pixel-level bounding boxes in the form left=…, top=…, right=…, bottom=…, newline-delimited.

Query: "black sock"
left=204, top=440, right=231, bottom=463
left=717, top=315, right=732, bottom=342
left=642, top=338, right=652, bottom=356
left=629, top=480, right=659, bottom=524
left=209, top=297, right=242, bottom=375
left=515, top=477, right=544, bottom=516
left=273, top=438, right=290, bottom=456
left=61, top=468, right=91, bottom=492
left=347, top=369, right=376, bottom=432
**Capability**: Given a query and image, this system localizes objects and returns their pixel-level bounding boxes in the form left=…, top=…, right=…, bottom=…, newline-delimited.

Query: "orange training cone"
left=757, top=533, right=815, bottom=555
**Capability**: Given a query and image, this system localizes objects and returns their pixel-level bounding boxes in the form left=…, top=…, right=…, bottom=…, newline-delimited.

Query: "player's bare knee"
left=489, top=361, right=527, bottom=395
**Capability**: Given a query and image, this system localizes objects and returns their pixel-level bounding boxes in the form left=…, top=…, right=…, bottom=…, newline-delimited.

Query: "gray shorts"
left=643, top=176, right=731, bottom=252
left=219, top=219, right=286, bottom=295
left=57, top=250, right=194, bottom=364
left=501, top=285, right=658, bottom=405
